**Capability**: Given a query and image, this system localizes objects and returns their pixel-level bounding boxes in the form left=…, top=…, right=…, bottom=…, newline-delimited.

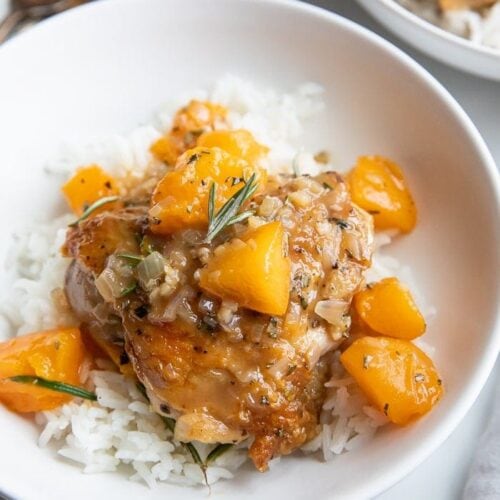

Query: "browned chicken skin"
left=64, top=171, right=373, bottom=470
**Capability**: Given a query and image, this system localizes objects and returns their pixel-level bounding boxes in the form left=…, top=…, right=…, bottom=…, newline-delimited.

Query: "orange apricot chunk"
left=149, top=147, right=266, bottom=235
left=199, top=221, right=291, bottom=315
left=62, top=165, right=119, bottom=216
left=347, top=156, right=417, bottom=233
left=151, top=100, right=228, bottom=164
left=172, top=100, right=228, bottom=145
left=353, top=277, right=426, bottom=340
left=197, top=129, right=269, bottom=165
left=150, top=136, right=178, bottom=166
left=0, top=328, right=88, bottom=412
left=439, top=0, right=494, bottom=11
left=341, top=336, right=443, bottom=425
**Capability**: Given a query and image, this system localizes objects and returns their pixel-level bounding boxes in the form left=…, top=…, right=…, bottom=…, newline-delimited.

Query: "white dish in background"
left=356, top=0, right=500, bottom=80
left=0, top=0, right=498, bottom=499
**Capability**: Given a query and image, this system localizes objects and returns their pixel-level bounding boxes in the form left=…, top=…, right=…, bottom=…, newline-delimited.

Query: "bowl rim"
left=0, top=0, right=499, bottom=498
left=374, top=0, right=500, bottom=58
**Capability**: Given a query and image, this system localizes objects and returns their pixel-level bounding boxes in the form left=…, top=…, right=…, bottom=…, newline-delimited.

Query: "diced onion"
left=258, top=196, right=283, bottom=218
left=95, top=267, right=130, bottom=301
left=137, top=251, right=165, bottom=290
left=199, top=295, right=217, bottom=314
left=314, top=299, right=349, bottom=326
left=152, top=286, right=195, bottom=323
left=181, top=229, right=205, bottom=245
left=343, top=231, right=363, bottom=261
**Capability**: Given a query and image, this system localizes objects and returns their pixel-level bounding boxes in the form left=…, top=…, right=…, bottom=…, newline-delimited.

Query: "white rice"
left=34, top=365, right=248, bottom=486
left=396, top=0, right=500, bottom=50
left=0, top=76, right=433, bottom=488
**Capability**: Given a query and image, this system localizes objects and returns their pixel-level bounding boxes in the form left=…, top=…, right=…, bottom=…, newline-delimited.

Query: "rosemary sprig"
left=206, top=443, right=234, bottom=464
left=162, top=415, right=206, bottom=471
left=135, top=381, right=148, bottom=400
left=8, top=375, right=97, bottom=401
left=205, top=173, right=257, bottom=243
left=135, top=382, right=208, bottom=484
left=69, top=196, right=119, bottom=227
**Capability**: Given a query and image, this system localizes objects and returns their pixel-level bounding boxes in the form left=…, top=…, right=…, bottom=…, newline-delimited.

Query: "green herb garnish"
left=116, top=253, right=143, bottom=266
left=329, top=217, right=349, bottom=230
left=140, top=236, right=156, bottom=255
left=120, top=282, right=137, bottom=297
left=206, top=443, right=234, bottom=464
left=205, top=173, right=257, bottom=243
left=135, top=382, right=207, bottom=484
left=8, top=375, right=97, bottom=400
left=160, top=415, right=205, bottom=475
left=69, top=196, right=119, bottom=227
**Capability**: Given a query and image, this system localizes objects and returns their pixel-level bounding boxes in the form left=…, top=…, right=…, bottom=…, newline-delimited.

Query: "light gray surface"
left=306, top=1, right=499, bottom=499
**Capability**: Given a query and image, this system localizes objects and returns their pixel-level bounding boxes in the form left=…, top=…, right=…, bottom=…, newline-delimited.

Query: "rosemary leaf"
left=162, top=415, right=176, bottom=433
left=136, top=381, right=148, bottom=400
left=116, top=253, right=143, bottom=266
left=135, top=382, right=207, bottom=483
left=206, top=443, right=234, bottom=464
left=329, top=217, right=349, bottom=230
left=140, top=236, right=156, bottom=256
left=226, top=210, right=254, bottom=226
left=69, top=196, right=119, bottom=227
left=161, top=415, right=207, bottom=482
left=205, top=173, right=257, bottom=243
left=184, top=441, right=205, bottom=468
left=208, top=182, right=216, bottom=223
left=8, top=375, right=97, bottom=401
left=120, top=282, right=137, bottom=297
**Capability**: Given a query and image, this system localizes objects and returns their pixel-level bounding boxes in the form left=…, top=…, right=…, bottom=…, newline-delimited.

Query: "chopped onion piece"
left=95, top=266, right=134, bottom=301
left=314, top=299, right=349, bottom=326
left=137, top=251, right=165, bottom=290
left=151, top=286, right=195, bottom=323
left=344, top=231, right=363, bottom=261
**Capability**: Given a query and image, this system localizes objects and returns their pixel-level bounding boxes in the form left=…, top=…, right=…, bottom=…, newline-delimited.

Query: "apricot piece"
left=151, top=100, right=228, bottom=164
left=197, top=129, right=269, bottom=165
left=439, top=0, right=495, bottom=10
left=341, top=336, right=443, bottom=425
left=347, top=156, right=417, bottom=233
left=354, top=278, right=426, bottom=340
left=149, top=147, right=266, bottom=234
left=150, top=136, right=178, bottom=166
left=62, top=165, right=119, bottom=216
left=0, top=328, right=88, bottom=412
left=172, top=100, right=227, bottom=145
left=200, top=221, right=291, bottom=315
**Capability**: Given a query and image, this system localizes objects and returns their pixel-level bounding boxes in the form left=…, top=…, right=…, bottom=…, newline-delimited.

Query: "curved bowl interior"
left=357, top=0, right=500, bottom=80
left=0, top=0, right=498, bottom=498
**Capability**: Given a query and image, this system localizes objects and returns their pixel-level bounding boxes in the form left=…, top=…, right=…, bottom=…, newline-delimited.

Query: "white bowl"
left=0, top=0, right=498, bottom=498
left=356, top=0, right=500, bottom=80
